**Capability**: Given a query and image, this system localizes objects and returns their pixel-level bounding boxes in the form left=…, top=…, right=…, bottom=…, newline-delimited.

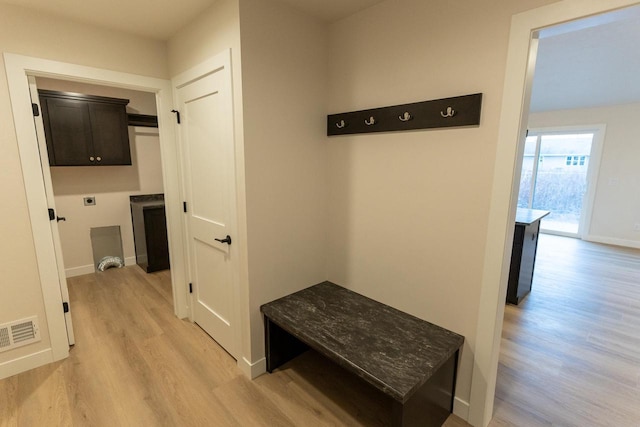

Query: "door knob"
left=57, top=216, right=66, bottom=222
left=215, top=235, right=232, bottom=245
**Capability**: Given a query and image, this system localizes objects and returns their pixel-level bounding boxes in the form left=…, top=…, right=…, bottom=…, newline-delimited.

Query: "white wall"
left=529, top=103, right=640, bottom=247
left=36, top=78, right=163, bottom=276
left=0, top=2, right=167, bottom=370
left=326, top=0, right=560, bottom=415
left=238, top=0, right=329, bottom=363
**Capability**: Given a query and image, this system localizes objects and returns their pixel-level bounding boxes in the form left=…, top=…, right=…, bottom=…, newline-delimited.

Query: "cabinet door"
left=41, top=97, right=94, bottom=166
left=88, top=102, right=131, bottom=165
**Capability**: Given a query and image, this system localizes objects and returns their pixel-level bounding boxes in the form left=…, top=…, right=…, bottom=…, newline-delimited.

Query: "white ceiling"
left=0, top=0, right=386, bottom=40
left=530, top=4, right=640, bottom=112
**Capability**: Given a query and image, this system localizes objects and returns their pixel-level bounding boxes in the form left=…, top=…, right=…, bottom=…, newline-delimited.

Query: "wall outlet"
left=634, top=223, right=640, bottom=232
left=84, top=196, right=96, bottom=206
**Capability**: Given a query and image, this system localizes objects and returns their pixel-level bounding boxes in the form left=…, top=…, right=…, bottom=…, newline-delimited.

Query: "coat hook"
left=336, top=120, right=346, bottom=129
left=365, top=116, right=376, bottom=126
left=399, top=112, right=412, bottom=122
left=440, top=106, right=455, bottom=118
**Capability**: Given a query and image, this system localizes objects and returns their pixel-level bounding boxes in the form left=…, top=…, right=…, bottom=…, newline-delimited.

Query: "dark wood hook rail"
left=327, top=93, right=482, bottom=136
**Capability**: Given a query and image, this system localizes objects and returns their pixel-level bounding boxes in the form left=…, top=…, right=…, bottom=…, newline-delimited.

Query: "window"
left=566, top=155, right=587, bottom=166
left=518, top=132, right=595, bottom=235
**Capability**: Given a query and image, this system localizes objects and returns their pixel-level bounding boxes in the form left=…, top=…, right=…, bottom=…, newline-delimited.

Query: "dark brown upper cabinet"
left=38, top=90, right=131, bottom=166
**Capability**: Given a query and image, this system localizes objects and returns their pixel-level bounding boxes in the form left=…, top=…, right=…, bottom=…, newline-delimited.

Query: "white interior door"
left=175, top=54, right=239, bottom=359
left=28, top=76, right=75, bottom=346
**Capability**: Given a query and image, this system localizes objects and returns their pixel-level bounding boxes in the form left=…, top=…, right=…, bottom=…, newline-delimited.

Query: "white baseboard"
left=65, top=256, right=137, bottom=278
left=238, top=356, right=266, bottom=379
left=65, top=264, right=95, bottom=278
left=583, top=235, right=640, bottom=249
left=0, top=348, right=53, bottom=380
left=453, top=396, right=470, bottom=421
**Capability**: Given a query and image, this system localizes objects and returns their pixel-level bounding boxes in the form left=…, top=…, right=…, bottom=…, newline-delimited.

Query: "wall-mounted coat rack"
left=327, top=93, right=482, bottom=136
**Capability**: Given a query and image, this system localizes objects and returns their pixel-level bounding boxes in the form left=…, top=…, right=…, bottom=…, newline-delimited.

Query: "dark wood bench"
left=260, top=281, right=464, bottom=427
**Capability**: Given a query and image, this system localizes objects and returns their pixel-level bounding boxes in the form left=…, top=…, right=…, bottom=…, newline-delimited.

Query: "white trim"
left=453, top=396, right=470, bottom=420
left=238, top=356, right=266, bottom=379
left=65, top=264, right=95, bottom=278
left=4, top=53, right=70, bottom=362
left=580, top=125, right=606, bottom=238
left=471, top=1, right=640, bottom=426
left=584, top=235, right=640, bottom=250
left=3, top=53, right=190, bottom=374
left=0, top=349, right=53, bottom=380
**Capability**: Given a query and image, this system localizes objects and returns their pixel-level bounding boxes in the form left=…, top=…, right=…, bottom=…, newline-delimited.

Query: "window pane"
left=532, top=133, right=593, bottom=233
left=517, top=135, right=538, bottom=208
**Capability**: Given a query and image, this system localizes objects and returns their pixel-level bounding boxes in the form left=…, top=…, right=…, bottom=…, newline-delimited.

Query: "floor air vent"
left=0, top=316, right=41, bottom=353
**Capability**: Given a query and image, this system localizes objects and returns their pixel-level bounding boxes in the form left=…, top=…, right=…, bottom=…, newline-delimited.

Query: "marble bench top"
left=260, top=281, right=464, bottom=403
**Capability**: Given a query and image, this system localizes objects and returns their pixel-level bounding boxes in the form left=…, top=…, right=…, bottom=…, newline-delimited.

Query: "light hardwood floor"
left=1, top=235, right=638, bottom=426
left=491, top=234, right=640, bottom=427
left=0, top=266, right=467, bottom=427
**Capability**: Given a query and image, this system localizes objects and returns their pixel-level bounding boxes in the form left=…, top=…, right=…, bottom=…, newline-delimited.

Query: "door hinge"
left=32, top=103, right=40, bottom=117
left=189, top=283, right=193, bottom=294
left=183, top=201, right=188, bottom=213
left=63, top=302, right=69, bottom=313
left=48, top=208, right=55, bottom=221
left=171, top=109, right=181, bottom=124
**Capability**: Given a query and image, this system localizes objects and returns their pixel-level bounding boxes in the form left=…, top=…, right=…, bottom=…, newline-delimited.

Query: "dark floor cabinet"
left=38, top=89, right=131, bottom=166
left=507, top=209, right=549, bottom=305
left=507, top=222, right=539, bottom=304
left=131, top=200, right=170, bottom=273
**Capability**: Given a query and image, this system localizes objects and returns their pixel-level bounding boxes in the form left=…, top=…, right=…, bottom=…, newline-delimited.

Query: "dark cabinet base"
left=507, top=220, right=541, bottom=304
left=131, top=196, right=170, bottom=273
left=140, top=207, right=170, bottom=273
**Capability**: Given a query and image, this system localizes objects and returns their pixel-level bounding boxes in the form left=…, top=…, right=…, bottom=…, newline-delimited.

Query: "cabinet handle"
left=96, top=156, right=102, bottom=162
left=89, top=156, right=95, bottom=162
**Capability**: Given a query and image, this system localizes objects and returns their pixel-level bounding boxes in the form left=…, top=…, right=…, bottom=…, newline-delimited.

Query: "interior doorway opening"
left=34, top=77, right=169, bottom=278
left=492, top=2, right=638, bottom=424
left=4, top=53, right=188, bottom=375
left=30, top=76, right=175, bottom=348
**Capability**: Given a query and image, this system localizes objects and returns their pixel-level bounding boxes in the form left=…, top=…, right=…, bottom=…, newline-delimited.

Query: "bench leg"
left=391, top=350, right=459, bottom=427
left=264, top=317, right=309, bottom=373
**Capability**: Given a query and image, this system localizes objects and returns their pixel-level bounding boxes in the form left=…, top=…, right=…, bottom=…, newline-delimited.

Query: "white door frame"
left=469, top=1, right=640, bottom=425
left=4, top=53, right=190, bottom=366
